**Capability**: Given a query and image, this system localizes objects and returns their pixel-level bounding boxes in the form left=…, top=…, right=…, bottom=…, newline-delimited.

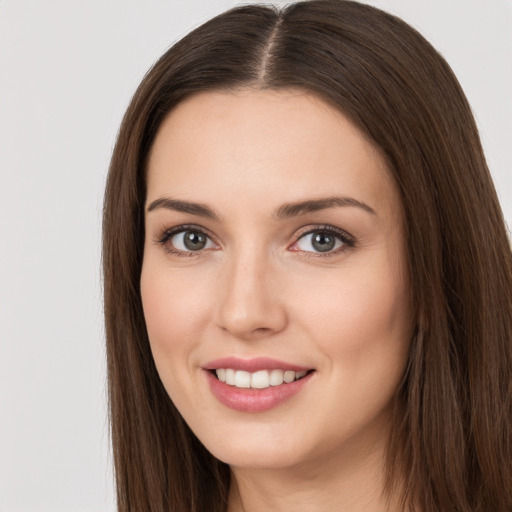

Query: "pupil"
left=312, top=232, right=335, bottom=252
left=184, top=231, right=207, bottom=251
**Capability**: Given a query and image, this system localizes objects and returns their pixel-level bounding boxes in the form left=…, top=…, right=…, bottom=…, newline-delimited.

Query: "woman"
left=102, top=1, right=512, bottom=510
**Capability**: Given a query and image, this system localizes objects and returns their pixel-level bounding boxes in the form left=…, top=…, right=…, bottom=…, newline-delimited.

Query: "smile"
left=203, top=357, right=316, bottom=413
left=215, top=368, right=308, bottom=389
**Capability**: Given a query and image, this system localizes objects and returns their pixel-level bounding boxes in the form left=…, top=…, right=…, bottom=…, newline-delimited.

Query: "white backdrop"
left=0, top=1, right=510, bottom=511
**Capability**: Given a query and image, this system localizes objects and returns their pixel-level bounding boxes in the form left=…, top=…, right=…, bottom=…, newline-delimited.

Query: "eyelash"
left=155, top=224, right=355, bottom=258
left=155, top=224, right=216, bottom=257
left=292, top=225, right=355, bottom=257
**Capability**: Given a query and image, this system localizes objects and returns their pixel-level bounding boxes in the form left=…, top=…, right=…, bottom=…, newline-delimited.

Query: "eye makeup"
left=154, top=224, right=218, bottom=257
left=153, top=222, right=356, bottom=259
left=289, top=224, right=355, bottom=257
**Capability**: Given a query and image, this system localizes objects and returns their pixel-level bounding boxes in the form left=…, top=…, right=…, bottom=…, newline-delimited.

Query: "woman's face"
left=141, top=89, right=413, bottom=470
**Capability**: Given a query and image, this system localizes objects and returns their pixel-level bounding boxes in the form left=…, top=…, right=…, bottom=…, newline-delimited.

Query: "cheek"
left=293, top=264, right=412, bottom=369
left=140, top=261, right=215, bottom=409
left=292, top=267, right=412, bottom=442
left=141, top=261, right=211, bottom=347
left=140, top=260, right=216, bottom=414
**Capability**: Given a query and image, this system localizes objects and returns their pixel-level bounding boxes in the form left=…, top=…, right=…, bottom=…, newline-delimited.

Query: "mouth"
left=203, top=357, right=316, bottom=412
left=210, top=368, right=314, bottom=389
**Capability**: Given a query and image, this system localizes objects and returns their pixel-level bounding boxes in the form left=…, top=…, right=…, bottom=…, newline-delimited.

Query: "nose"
left=214, top=248, right=288, bottom=340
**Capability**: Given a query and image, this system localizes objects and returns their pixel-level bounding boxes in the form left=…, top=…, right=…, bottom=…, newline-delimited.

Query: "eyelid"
left=153, top=223, right=355, bottom=257
left=154, top=224, right=219, bottom=256
left=289, top=224, right=355, bottom=255
left=154, top=223, right=213, bottom=243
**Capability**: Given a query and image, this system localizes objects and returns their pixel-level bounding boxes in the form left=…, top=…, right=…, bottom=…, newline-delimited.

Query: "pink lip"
left=203, top=358, right=316, bottom=413
left=203, top=357, right=311, bottom=373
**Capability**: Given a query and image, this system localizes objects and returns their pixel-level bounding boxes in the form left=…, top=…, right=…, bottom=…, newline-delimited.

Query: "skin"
left=141, top=89, right=414, bottom=511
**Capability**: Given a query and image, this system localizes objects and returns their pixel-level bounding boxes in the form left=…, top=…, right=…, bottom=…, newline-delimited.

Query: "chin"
left=212, top=443, right=304, bottom=469
left=190, top=403, right=394, bottom=474
left=194, top=422, right=308, bottom=469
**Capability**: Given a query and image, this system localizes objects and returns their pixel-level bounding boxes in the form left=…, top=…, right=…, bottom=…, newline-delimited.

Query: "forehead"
left=146, top=88, right=400, bottom=219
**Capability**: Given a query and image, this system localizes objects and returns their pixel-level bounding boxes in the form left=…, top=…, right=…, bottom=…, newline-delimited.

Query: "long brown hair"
left=102, top=1, right=512, bottom=510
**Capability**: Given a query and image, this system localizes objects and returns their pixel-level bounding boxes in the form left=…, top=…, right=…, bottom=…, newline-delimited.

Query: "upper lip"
left=203, top=357, right=312, bottom=373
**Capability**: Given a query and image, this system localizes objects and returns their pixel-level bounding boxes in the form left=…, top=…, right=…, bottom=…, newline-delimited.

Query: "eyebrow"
left=147, top=198, right=219, bottom=220
left=274, top=196, right=376, bottom=218
left=146, top=195, right=376, bottom=220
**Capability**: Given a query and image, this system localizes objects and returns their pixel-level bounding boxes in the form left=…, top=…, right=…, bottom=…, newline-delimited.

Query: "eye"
left=173, top=230, right=215, bottom=251
left=157, top=226, right=217, bottom=255
left=291, top=227, right=354, bottom=255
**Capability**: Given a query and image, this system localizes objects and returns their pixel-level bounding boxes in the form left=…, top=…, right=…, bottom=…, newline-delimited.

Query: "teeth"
left=283, top=370, right=295, bottom=383
left=234, top=370, right=251, bottom=388
left=269, top=369, right=284, bottom=386
left=225, top=368, right=236, bottom=385
left=251, top=370, right=270, bottom=389
left=214, top=368, right=309, bottom=389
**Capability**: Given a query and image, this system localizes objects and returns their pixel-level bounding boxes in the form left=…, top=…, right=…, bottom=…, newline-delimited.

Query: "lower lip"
left=204, top=370, right=315, bottom=413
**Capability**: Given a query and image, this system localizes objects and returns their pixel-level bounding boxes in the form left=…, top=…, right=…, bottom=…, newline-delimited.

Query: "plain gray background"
left=0, top=1, right=510, bottom=510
